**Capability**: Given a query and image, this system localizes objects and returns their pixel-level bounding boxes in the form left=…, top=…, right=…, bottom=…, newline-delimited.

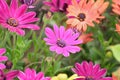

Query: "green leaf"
left=108, top=44, right=120, bottom=62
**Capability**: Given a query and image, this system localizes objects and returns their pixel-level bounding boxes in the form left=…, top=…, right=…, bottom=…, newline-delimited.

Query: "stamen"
left=7, top=18, right=18, bottom=27
left=85, top=76, right=94, bottom=80
left=78, top=13, right=86, bottom=21
left=56, top=39, right=66, bottom=48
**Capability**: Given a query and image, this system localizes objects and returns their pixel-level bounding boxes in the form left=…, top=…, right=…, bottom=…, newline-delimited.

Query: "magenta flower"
left=44, top=0, right=71, bottom=12
left=72, top=61, right=112, bottom=80
left=0, top=48, right=8, bottom=69
left=0, top=0, right=40, bottom=36
left=0, top=69, right=19, bottom=80
left=44, top=24, right=82, bottom=57
left=20, top=0, right=36, bottom=8
left=18, top=68, right=51, bottom=80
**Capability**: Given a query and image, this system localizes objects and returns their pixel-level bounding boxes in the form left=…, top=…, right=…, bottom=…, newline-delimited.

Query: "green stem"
left=25, top=62, right=41, bottom=69
left=38, top=23, right=46, bottom=40
left=1, top=30, right=8, bottom=47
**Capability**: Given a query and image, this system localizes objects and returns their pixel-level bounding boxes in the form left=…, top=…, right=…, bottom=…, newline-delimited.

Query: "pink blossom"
left=44, top=24, right=82, bottom=57
left=0, top=48, right=8, bottom=69
left=72, top=61, right=112, bottom=80
left=0, top=0, right=40, bottom=36
left=18, top=68, right=51, bottom=80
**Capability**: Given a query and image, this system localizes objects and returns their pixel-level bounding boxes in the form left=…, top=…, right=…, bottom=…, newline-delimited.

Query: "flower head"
left=44, top=24, right=82, bottom=57
left=0, top=0, right=40, bottom=36
left=20, top=0, right=36, bottom=8
left=0, top=69, right=19, bottom=80
left=44, top=0, right=71, bottom=12
left=18, top=68, right=51, bottom=80
left=0, top=48, right=8, bottom=69
left=66, top=0, right=109, bottom=31
left=72, top=61, right=112, bottom=80
left=112, top=0, right=120, bottom=15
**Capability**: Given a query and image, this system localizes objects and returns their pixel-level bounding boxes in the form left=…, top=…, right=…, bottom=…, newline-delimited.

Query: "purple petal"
left=82, top=61, right=90, bottom=75
left=66, top=46, right=80, bottom=53
left=56, top=47, right=63, bottom=54
left=59, top=26, right=65, bottom=39
left=18, top=12, right=36, bottom=21
left=92, top=64, right=100, bottom=75
left=63, top=29, right=72, bottom=40
left=43, top=1, right=53, bottom=6
left=35, top=72, right=44, bottom=80
left=49, top=46, right=57, bottom=51
left=10, top=0, right=18, bottom=13
left=100, top=77, right=112, bottom=80
left=19, top=18, right=39, bottom=24
left=18, top=24, right=40, bottom=30
left=44, top=38, right=56, bottom=45
left=0, top=63, right=6, bottom=69
left=53, top=24, right=59, bottom=38
left=95, top=69, right=107, bottom=78
left=15, top=4, right=28, bottom=18
left=18, top=71, right=26, bottom=80
left=6, top=70, right=19, bottom=79
left=8, top=27, right=25, bottom=36
left=50, top=7, right=58, bottom=12
left=45, top=27, right=56, bottom=39
left=74, top=63, right=86, bottom=76
left=0, top=56, right=8, bottom=62
left=88, top=61, right=94, bottom=75
left=0, top=48, right=6, bottom=55
left=63, top=50, right=70, bottom=57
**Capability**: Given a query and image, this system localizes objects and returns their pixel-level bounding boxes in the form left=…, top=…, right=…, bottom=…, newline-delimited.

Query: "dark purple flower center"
left=78, top=13, right=86, bottom=21
left=56, top=39, right=66, bottom=48
left=85, top=76, right=94, bottom=80
left=20, top=0, right=35, bottom=5
left=7, top=18, right=18, bottom=27
left=5, top=60, right=13, bottom=69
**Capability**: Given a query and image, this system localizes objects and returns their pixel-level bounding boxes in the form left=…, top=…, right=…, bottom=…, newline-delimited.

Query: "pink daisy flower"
left=0, top=48, right=8, bottom=69
left=0, top=0, right=40, bottom=36
left=72, top=61, right=112, bottom=80
left=18, top=68, right=51, bottom=80
left=0, top=69, right=19, bottom=80
left=44, top=24, right=82, bottom=57
left=44, top=0, right=71, bottom=12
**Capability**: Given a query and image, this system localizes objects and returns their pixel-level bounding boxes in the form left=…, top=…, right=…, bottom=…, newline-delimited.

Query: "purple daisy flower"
left=20, top=0, right=36, bottom=8
left=72, top=61, right=112, bottom=80
left=0, top=0, right=40, bottom=36
left=44, top=0, right=71, bottom=12
left=0, top=48, right=8, bottom=69
left=44, top=24, right=82, bottom=57
left=0, top=69, right=19, bottom=80
left=18, top=68, right=51, bottom=80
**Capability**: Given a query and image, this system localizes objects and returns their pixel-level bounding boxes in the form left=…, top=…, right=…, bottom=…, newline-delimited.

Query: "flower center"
left=85, top=77, right=94, bottom=80
left=56, top=39, right=66, bottom=48
left=24, top=0, right=34, bottom=5
left=78, top=13, right=86, bottom=21
left=7, top=18, right=18, bottom=27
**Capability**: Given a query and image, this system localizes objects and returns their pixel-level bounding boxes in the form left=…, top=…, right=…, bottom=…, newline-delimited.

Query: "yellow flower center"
left=7, top=18, right=18, bottom=27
